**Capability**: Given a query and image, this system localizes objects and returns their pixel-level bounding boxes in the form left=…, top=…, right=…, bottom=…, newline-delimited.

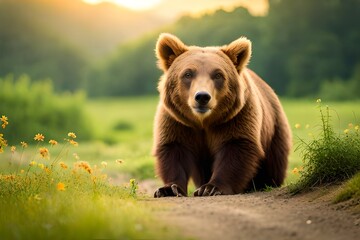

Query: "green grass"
left=1, top=97, right=360, bottom=239
left=85, top=96, right=158, bottom=180
left=2, top=97, right=359, bottom=185
left=288, top=100, right=360, bottom=194
left=0, top=123, right=183, bottom=240
left=282, top=99, right=360, bottom=185
left=335, top=172, right=360, bottom=204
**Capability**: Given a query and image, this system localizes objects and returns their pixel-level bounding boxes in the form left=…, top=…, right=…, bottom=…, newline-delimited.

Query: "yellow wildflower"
left=20, top=141, right=28, bottom=148
left=39, top=147, right=49, bottom=159
left=0, top=115, right=8, bottom=122
left=34, top=133, right=45, bottom=141
left=57, top=182, right=66, bottom=191
left=68, top=132, right=76, bottom=139
left=69, top=139, right=78, bottom=147
left=75, top=161, right=92, bottom=174
left=59, top=162, right=68, bottom=169
left=101, top=161, right=108, bottom=168
left=29, top=161, right=37, bottom=166
left=355, top=125, right=359, bottom=131
left=294, top=123, right=301, bottom=129
left=20, top=169, right=25, bottom=174
left=1, top=174, right=15, bottom=181
left=316, top=99, right=321, bottom=103
left=344, top=129, right=349, bottom=134
left=0, top=134, right=8, bottom=153
left=1, top=115, right=8, bottom=129
left=49, top=139, right=58, bottom=146
left=73, top=153, right=80, bottom=160
left=38, top=163, right=45, bottom=169
left=10, top=146, right=16, bottom=153
left=115, top=159, right=124, bottom=164
left=292, top=167, right=299, bottom=175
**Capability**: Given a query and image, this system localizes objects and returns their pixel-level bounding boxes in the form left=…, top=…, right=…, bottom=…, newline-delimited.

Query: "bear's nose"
left=195, top=91, right=211, bottom=105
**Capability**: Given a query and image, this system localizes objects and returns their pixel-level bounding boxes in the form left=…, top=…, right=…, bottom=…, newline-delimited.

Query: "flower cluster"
left=59, top=162, right=68, bottom=169
left=75, top=161, right=92, bottom=174
left=49, top=140, right=58, bottom=146
left=343, top=123, right=360, bottom=135
left=0, top=133, right=8, bottom=153
left=1, top=115, right=8, bottom=129
left=0, top=114, right=125, bottom=196
left=20, top=141, right=28, bottom=148
left=39, top=147, right=49, bottom=159
left=0, top=115, right=9, bottom=152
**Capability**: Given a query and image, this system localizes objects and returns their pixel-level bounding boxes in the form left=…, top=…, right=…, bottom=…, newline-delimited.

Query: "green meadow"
left=87, top=97, right=360, bottom=185
left=3, top=97, right=358, bottom=182
left=1, top=97, right=359, bottom=239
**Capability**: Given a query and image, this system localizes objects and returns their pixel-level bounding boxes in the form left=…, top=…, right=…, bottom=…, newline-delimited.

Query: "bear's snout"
left=195, top=91, right=211, bottom=106
left=193, top=91, right=212, bottom=114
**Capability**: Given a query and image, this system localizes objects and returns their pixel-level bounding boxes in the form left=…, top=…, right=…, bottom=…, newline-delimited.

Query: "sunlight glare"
left=83, top=0, right=162, bottom=11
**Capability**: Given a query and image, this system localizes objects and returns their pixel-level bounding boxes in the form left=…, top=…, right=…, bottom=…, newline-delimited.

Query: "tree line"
left=1, top=0, right=360, bottom=100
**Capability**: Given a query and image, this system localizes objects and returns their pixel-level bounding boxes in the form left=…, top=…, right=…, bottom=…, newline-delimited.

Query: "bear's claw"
left=154, top=184, right=186, bottom=198
left=194, top=184, right=222, bottom=197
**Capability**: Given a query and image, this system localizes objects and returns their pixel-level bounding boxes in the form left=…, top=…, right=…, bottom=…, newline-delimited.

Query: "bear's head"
left=156, top=33, right=251, bottom=128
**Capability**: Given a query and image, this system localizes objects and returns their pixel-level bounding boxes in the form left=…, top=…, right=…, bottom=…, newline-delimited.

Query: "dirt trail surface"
left=146, top=187, right=359, bottom=240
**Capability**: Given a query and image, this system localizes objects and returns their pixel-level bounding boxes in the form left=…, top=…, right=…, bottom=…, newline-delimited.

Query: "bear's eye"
left=213, top=72, right=224, bottom=80
left=183, top=70, right=194, bottom=79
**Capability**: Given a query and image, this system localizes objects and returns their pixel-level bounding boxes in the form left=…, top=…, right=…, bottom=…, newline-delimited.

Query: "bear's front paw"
left=154, top=184, right=187, bottom=198
left=194, top=184, right=222, bottom=197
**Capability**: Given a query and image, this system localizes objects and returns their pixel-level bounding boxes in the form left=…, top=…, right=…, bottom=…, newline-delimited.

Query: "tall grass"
left=290, top=100, right=360, bottom=193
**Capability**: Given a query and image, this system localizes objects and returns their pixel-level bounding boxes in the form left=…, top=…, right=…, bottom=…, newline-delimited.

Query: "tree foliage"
left=1, top=0, right=359, bottom=98
left=88, top=0, right=360, bottom=98
left=0, top=2, right=89, bottom=92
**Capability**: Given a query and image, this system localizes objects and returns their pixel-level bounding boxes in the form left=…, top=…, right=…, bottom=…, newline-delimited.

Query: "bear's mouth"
left=193, top=106, right=211, bottom=114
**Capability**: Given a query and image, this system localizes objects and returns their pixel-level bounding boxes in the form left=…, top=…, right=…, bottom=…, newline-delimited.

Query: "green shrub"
left=290, top=100, right=360, bottom=193
left=0, top=75, right=93, bottom=144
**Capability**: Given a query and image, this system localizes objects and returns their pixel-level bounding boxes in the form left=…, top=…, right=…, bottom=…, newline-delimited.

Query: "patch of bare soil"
left=146, top=186, right=359, bottom=240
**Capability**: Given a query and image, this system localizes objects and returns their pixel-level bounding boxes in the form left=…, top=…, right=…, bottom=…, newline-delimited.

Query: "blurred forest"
left=0, top=0, right=168, bottom=91
left=1, top=0, right=360, bottom=100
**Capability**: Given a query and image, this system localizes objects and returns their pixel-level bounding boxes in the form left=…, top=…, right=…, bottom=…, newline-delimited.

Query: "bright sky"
left=82, top=0, right=268, bottom=16
left=83, top=0, right=162, bottom=11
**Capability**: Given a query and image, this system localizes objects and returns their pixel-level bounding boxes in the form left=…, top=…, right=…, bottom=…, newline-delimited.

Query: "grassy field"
left=1, top=97, right=359, bottom=239
left=4, top=96, right=355, bottom=183
left=2, top=97, right=359, bottom=185
left=85, top=97, right=360, bottom=185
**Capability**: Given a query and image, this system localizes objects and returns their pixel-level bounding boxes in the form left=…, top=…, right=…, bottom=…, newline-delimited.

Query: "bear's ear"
left=221, top=37, right=252, bottom=72
left=156, top=33, right=188, bottom=71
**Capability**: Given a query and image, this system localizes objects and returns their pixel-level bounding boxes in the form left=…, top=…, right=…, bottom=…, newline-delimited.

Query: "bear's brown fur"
left=153, top=33, right=291, bottom=197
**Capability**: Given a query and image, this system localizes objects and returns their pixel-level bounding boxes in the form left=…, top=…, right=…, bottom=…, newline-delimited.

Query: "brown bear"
left=153, top=33, right=291, bottom=197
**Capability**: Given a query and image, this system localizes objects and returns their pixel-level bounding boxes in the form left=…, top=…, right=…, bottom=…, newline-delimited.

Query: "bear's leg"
left=194, top=139, right=261, bottom=196
left=154, top=143, right=195, bottom=197
left=191, top=152, right=213, bottom=189
left=249, top=126, right=290, bottom=191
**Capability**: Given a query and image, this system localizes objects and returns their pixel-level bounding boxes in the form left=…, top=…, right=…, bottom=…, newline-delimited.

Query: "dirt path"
left=145, top=186, right=359, bottom=240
